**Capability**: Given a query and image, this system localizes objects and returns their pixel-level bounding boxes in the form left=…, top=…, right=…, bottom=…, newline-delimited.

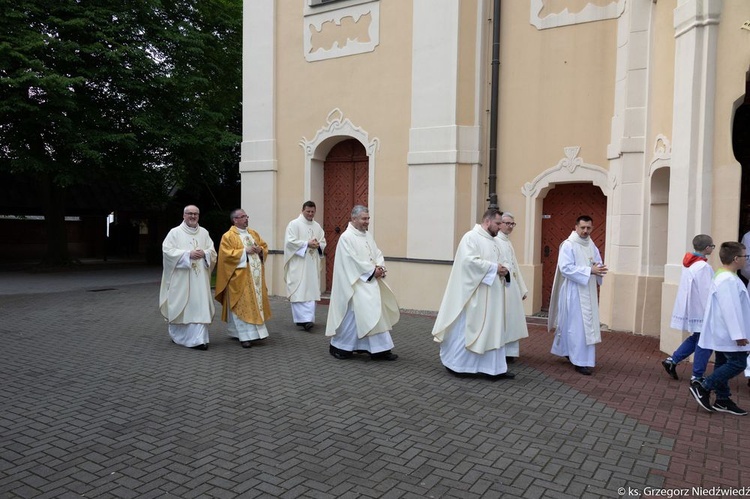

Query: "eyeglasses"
left=737, top=255, right=750, bottom=259
left=185, top=212, right=199, bottom=216
left=708, top=244, right=716, bottom=248
left=501, top=222, right=516, bottom=227
left=234, top=215, right=248, bottom=219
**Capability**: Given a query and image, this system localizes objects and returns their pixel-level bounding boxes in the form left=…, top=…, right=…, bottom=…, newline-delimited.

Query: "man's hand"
left=308, top=238, right=319, bottom=249
left=592, top=263, right=608, bottom=276
left=736, top=339, right=749, bottom=346
left=374, top=266, right=387, bottom=279
left=189, top=249, right=205, bottom=260
left=497, top=265, right=509, bottom=277
left=246, top=244, right=261, bottom=255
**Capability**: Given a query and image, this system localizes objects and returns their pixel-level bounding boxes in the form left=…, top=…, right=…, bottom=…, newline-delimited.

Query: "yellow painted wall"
left=495, top=1, right=618, bottom=263
left=274, top=1, right=414, bottom=256
left=648, top=0, right=676, bottom=149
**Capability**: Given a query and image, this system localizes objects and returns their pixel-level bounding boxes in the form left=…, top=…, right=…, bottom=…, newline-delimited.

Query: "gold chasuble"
left=215, top=226, right=272, bottom=325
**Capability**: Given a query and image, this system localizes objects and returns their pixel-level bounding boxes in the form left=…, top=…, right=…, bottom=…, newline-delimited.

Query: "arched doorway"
left=323, top=138, right=369, bottom=291
left=540, top=182, right=607, bottom=310
left=648, top=167, right=670, bottom=275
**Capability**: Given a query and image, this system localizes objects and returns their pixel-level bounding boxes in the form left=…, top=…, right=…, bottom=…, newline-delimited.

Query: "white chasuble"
left=496, top=232, right=529, bottom=348
left=432, top=225, right=515, bottom=354
left=325, top=222, right=399, bottom=339
left=159, top=222, right=216, bottom=325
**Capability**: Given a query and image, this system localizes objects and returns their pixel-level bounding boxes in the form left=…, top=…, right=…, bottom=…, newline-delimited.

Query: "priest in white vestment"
left=548, top=215, right=607, bottom=375
left=159, top=205, right=216, bottom=350
left=432, top=209, right=518, bottom=379
left=495, top=212, right=529, bottom=363
left=215, top=209, right=272, bottom=349
left=326, top=205, right=400, bottom=361
left=284, top=201, right=326, bottom=331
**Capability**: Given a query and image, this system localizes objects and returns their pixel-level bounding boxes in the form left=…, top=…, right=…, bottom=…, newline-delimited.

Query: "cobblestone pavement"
left=0, top=266, right=747, bottom=498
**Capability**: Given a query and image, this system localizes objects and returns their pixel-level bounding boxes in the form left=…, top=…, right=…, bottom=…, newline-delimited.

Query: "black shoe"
left=574, top=366, right=592, bottom=376
left=370, top=350, right=398, bottom=361
left=329, top=344, right=353, bottom=360
left=485, top=372, right=516, bottom=380
left=506, top=357, right=516, bottom=364
left=240, top=341, right=252, bottom=349
left=445, top=367, right=475, bottom=378
left=661, top=358, right=679, bottom=380
left=190, top=344, right=208, bottom=351
left=303, top=322, right=314, bottom=331
left=689, top=380, right=714, bottom=412
left=713, top=399, right=747, bottom=416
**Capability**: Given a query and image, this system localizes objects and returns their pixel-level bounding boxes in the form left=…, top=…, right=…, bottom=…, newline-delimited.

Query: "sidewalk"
left=0, top=267, right=747, bottom=498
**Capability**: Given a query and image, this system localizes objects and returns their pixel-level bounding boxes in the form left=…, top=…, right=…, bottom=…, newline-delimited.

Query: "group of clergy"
left=159, top=203, right=605, bottom=379
left=160, top=205, right=272, bottom=350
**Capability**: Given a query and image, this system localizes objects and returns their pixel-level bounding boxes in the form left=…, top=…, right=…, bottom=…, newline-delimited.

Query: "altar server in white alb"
left=660, top=234, right=714, bottom=381
left=326, top=205, right=400, bottom=361
left=548, top=215, right=607, bottom=375
left=495, top=212, right=529, bottom=363
left=689, top=242, right=750, bottom=415
left=432, top=208, right=519, bottom=379
left=284, top=201, right=326, bottom=331
left=159, top=205, right=217, bottom=350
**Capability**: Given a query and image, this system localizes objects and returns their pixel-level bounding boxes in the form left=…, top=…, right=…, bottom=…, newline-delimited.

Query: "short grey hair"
left=351, top=205, right=369, bottom=218
left=230, top=209, right=244, bottom=222
left=183, top=205, right=199, bottom=214
left=501, top=212, right=515, bottom=220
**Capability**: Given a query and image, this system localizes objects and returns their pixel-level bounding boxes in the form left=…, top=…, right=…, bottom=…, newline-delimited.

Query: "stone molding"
left=530, top=0, right=625, bottom=30
left=521, top=146, right=615, bottom=262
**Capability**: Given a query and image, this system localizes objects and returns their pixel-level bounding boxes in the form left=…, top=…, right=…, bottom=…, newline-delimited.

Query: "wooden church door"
left=323, top=139, right=369, bottom=291
left=541, top=183, right=607, bottom=310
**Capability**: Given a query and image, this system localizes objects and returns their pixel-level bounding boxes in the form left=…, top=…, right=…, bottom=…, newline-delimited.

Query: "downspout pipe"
left=488, top=0, right=501, bottom=209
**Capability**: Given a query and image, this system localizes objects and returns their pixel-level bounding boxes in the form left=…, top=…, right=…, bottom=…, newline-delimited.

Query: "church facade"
left=242, top=0, right=750, bottom=353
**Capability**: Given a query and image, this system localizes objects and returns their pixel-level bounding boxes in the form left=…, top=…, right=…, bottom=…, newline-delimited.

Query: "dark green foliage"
left=0, top=0, right=242, bottom=264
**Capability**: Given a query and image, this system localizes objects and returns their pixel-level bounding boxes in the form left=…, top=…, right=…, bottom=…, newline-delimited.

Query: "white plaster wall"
left=241, top=0, right=277, bottom=244
left=407, top=0, right=466, bottom=260
left=660, top=0, right=722, bottom=353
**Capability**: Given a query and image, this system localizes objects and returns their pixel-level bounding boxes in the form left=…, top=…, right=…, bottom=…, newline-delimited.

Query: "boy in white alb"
left=661, top=234, right=714, bottom=381
left=689, top=242, right=750, bottom=415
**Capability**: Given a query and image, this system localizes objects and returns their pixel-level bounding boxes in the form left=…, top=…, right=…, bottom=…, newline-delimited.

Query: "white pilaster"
left=241, top=0, right=277, bottom=245
left=606, top=0, right=653, bottom=274
left=660, top=0, right=721, bottom=353
left=407, top=0, right=477, bottom=260
left=664, top=0, right=721, bottom=284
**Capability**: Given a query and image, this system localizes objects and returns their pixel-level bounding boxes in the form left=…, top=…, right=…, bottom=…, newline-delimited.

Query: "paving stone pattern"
left=0, top=268, right=745, bottom=498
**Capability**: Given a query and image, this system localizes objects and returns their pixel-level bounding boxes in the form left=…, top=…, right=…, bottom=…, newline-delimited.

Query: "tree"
left=0, top=0, right=242, bottom=265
